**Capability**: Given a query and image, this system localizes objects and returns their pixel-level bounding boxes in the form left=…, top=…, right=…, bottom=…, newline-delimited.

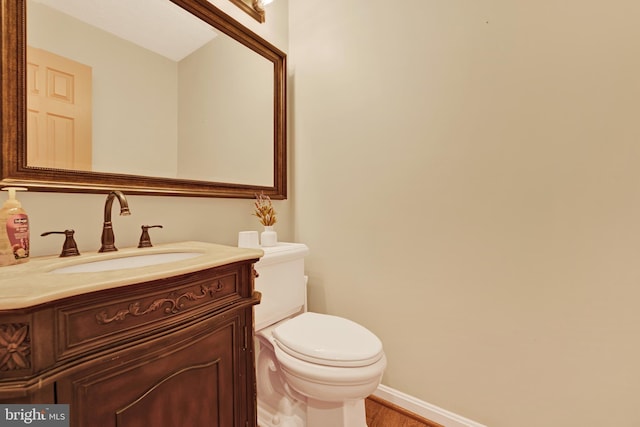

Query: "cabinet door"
left=57, top=316, right=240, bottom=427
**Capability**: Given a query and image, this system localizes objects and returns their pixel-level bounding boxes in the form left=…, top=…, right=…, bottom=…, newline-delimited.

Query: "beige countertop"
left=0, top=241, right=264, bottom=310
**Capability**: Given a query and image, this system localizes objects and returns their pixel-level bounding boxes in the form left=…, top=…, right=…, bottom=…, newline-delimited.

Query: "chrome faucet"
left=99, top=190, right=131, bottom=252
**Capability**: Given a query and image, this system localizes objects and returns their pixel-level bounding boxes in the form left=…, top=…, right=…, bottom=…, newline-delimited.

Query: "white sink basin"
left=50, top=252, right=202, bottom=274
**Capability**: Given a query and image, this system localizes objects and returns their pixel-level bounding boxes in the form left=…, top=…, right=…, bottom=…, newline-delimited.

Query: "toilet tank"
left=254, top=242, right=309, bottom=331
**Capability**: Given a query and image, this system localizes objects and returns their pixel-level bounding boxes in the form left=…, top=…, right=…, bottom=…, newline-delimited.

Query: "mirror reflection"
left=27, top=0, right=274, bottom=187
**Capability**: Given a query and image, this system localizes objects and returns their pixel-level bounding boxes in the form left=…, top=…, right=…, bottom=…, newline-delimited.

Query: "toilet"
left=254, top=243, right=386, bottom=427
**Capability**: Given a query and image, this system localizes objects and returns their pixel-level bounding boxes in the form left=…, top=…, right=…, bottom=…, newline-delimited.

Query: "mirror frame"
left=0, top=0, right=287, bottom=199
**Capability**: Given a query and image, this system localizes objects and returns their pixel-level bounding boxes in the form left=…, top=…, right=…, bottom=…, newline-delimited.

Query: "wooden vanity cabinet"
left=0, top=258, right=261, bottom=427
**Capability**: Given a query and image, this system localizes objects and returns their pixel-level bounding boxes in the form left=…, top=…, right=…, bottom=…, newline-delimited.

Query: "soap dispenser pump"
left=0, top=187, right=30, bottom=266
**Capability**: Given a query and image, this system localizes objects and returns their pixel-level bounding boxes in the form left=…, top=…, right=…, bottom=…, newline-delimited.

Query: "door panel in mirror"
left=27, top=45, right=93, bottom=171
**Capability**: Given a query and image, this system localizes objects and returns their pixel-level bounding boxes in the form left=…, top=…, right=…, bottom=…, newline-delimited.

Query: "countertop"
left=0, top=241, right=264, bottom=310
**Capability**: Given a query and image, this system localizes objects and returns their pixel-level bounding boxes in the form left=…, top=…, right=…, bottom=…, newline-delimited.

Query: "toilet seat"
left=272, top=312, right=384, bottom=368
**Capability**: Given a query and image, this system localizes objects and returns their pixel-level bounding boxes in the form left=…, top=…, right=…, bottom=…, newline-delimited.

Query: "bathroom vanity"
left=0, top=242, right=262, bottom=427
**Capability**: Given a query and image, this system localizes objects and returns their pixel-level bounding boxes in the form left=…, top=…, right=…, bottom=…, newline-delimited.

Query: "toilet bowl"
left=253, top=243, right=386, bottom=427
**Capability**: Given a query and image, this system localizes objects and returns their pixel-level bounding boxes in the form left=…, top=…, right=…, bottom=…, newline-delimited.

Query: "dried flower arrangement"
left=253, top=192, right=277, bottom=226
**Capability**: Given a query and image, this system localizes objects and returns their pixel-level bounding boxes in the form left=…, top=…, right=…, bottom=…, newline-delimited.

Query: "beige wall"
left=178, top=36, right=273, bottom=184
left=289, top=0, right=640, bottom=426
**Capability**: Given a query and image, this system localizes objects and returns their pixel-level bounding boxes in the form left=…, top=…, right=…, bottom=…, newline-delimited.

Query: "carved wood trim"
left=0, top=323, right=31, bottom=371
left=95, top=281, right=226, bottom=324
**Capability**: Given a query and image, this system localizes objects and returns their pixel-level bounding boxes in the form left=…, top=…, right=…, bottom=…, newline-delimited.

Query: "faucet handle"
left=138, top=225, right=163, bottom=248
left=41, top=230, right=81, bottom=257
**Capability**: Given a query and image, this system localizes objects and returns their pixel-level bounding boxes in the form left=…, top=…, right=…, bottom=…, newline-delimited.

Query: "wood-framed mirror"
left=0, top=0, right=287, bottom=199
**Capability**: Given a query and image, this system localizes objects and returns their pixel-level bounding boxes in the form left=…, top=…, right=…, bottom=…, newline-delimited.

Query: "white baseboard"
left=372, top=384, right=487, bottom=427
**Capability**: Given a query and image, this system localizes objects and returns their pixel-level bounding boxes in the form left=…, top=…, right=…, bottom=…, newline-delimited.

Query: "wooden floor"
left=365, top=395, right=444, bottom=427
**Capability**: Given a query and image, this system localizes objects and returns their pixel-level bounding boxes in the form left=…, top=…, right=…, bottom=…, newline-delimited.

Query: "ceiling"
left=31, top=0, right=218, bottom=61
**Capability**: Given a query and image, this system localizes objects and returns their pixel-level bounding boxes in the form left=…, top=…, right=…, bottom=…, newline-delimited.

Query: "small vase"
left=261, top=226, right=277, bottom=247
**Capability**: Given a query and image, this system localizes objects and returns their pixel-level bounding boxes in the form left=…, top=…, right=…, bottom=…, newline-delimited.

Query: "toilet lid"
left=272, top=312, right=384, bottom=367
